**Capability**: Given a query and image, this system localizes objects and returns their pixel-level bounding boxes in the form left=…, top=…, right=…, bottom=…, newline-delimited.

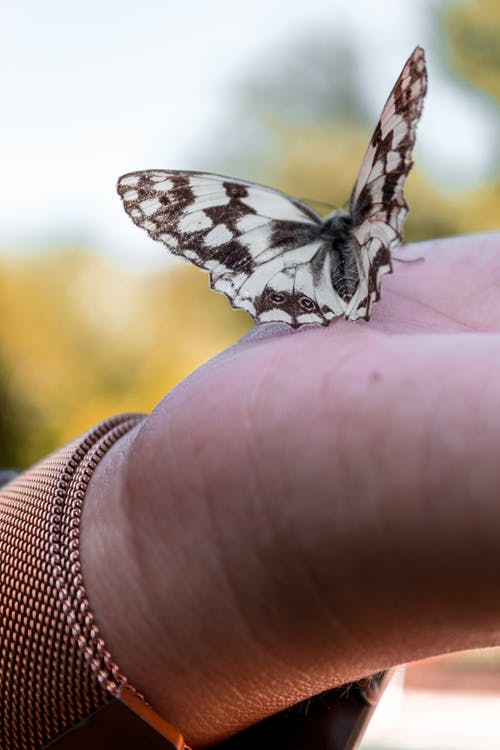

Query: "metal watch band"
left=0, top=414, right=190, bottom=750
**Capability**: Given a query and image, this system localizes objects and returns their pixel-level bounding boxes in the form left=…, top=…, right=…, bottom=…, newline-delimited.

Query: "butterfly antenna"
left=301, top=197, right=338, bottom=215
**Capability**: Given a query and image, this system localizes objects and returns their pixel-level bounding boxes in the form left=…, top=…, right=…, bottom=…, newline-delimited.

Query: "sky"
left=1, top=0, right=497, bottom=267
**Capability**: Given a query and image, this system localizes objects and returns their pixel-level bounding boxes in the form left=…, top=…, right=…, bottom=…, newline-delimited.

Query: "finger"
left=83, top=320, right=500, bottom=745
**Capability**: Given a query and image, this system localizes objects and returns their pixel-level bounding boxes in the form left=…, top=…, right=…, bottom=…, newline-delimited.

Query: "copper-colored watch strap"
left=0, top=414, right=187, bottom=749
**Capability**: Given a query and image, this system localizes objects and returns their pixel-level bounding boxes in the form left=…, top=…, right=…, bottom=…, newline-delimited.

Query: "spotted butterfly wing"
left=118, top=171, right=346, bottom=326
left=346, top=45, right=427, bottom=320
left=117, top=47, right=427, bottom=328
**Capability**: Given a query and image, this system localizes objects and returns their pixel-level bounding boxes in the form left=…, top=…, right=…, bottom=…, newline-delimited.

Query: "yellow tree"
left=446, top=0, right=500, bottom=105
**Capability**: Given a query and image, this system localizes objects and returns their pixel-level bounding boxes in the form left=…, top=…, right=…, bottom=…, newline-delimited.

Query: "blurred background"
left=1, top=0, right=499, bottom=466
left=1, top=1, right=499, bottom=745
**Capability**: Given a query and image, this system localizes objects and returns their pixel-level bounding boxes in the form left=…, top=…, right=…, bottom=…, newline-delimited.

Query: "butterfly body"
left=118, top=47, right=427, bottom=328
left=320, top=210, right=359, bottom=300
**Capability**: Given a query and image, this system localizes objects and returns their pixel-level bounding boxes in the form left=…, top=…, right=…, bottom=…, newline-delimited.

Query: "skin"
left=81, top=233, right=500, bottom=747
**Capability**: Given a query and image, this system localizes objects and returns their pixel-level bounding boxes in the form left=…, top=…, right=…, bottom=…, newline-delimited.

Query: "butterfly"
left=117, top=47, right=427, bottom=328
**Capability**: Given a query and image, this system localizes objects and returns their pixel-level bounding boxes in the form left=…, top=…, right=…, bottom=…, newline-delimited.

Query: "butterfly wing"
left=117, top=170, right=347, bottom=326
left=346, top=46, right=428, bottom=320
left=118, top=51, right=427, bottom=328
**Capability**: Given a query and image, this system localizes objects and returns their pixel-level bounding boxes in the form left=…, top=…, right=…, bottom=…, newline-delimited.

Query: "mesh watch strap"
left=0, top=414, right=187, bottom=750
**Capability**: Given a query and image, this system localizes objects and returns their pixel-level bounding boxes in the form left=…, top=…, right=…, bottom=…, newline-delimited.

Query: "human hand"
left=81, top=232, right=500, bottom=747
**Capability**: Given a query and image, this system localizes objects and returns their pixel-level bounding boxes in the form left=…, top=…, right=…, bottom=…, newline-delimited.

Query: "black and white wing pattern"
left=346, top=45, right=427, bottom=320
left=118, top=171, right=347, bottom=326
left=117, top=47, right=427, bottom=328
